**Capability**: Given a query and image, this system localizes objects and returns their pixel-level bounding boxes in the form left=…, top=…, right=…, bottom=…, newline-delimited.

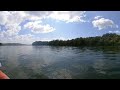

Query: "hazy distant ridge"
left=2, top=43, right=26, bottom=46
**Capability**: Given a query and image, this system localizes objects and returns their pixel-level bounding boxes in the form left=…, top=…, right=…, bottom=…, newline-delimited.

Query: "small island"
left=32, top=33, right=120, bottom=46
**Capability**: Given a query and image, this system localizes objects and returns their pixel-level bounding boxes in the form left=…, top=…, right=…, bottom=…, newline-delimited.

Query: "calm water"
left=0, top=46, right=120, bottom=79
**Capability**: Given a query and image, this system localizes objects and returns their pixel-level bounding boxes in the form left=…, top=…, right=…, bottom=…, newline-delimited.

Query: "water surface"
left=0, top=46, right=120, bottom=79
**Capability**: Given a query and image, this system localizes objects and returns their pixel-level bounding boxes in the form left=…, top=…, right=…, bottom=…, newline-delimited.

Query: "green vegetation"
left=49, top=33, right=120, bottom=46
left=0, top=43, right=2, bottom=45
left=32, top=41, right=49, bottom=46
left=32, top=33, right=120, bottom=46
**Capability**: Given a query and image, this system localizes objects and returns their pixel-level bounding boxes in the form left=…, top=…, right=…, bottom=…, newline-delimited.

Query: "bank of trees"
left=33, top=33, right=120, bottom=46
left=49, top=33, right=120, bottom=46
left=0, top=43, right=2, bottom=45
left=32, top=41, right=49, bottom=46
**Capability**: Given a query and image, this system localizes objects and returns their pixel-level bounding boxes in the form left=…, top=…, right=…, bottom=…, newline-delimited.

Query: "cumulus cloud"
left=25, top=11, right=53, bottom=20
left=24, top=11, right=86, bottom=23
left=0, top=11, right=27, bottom=37
left=0, top=11, right=86, bottom=44
left=94, top=16, right=102, bottom=19
left=0, top=11, right=50, bottom=37
left=48, top=11, right=86, bottom=23
left=24, top=21, right=55, bottom=33
left=0, top=11, right=86, bottom=36
left=92, top=18, right=118, bottom=30
left=0, top=34, right=35, bottom=44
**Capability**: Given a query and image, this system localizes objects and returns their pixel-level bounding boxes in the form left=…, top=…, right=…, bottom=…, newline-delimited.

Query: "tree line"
left=32, top=41, right=49, bottom=46
left=49, top=33, right=120, bottom=46
left=32, top=33, right=120, bottom=46
left=0, top=43, right=2, bottom=45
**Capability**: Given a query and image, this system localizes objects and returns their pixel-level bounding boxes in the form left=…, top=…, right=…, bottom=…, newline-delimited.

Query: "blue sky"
left=0, top=11, right=120, bottom=44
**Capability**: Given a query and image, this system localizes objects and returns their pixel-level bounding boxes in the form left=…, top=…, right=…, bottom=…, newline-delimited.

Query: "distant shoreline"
left=0, top=43, right=31, bottom=46
left=32, top=33, right=120, bottom=47
left=1, top=33, right=120, bottom=47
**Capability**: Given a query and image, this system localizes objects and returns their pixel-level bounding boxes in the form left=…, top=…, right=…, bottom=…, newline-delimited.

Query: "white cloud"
left=25, top=11, right=53, bottom=20
left=24, top=21, right=42, bottom=29
left=25, top=11, right=86, bottom=23
left=0, top=11, right=87, bottom=25
left=109, top=31, right=113, bottom=33
left=13, top=34, right=34, bottom=44
left=0, top=11, right=27, bottom=37
left=115, top=30, right=120, bottom=33
left=0, top=11, right=27, bottom=25
left=0, top=11, right=86, bottom=36
left=0, top=11, right=87, bottom=44
left=0, top=34, right=35, bottom=44
left=48, top=11, right=86, bottom=23
left=94, top=16, right=102, bottom=19
left=24, top=21, right=55, bottom=33
left=0, top=26, right=1, bottom=31
left=109, top=30, right=120, bottom=33
left=0, top=34, right=68, bottom=44
left=23, top=11, right=87, bottom=23
left=0, top=11, right=47, bottom=37
left=92, top=18, right=118, bottom=30
left=5, top=24, right=21, bottom=36
left=0, top=24, right=21, bottom=37
left=116, top=25, right=119, bottom=28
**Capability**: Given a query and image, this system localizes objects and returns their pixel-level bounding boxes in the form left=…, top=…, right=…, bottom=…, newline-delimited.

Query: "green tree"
left=33, top=33, right=120, bottom=47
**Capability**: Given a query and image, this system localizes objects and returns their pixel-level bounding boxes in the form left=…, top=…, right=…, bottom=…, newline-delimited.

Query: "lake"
left=0, top=46, right=120, bottom=79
